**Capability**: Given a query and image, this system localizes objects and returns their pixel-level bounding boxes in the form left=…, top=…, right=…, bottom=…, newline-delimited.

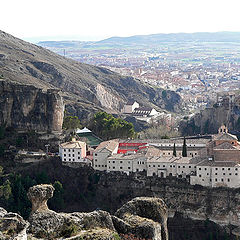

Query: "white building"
left=123, top=100, right=139, bottom=114
left=107, top=153, right=147, bottom=175
left=147, top=156, right=200, bottom=178
left=93, top=139, right=119, bottom=171
left=59, top=138, right=86, bottom=163
left=190, top=160, right=240, bottom=188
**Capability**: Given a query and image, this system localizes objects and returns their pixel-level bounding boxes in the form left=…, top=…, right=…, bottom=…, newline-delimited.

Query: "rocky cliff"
left=17, top=159, right=239, bottom=239
left=0, top=184, right=169, bottom=239
left=0, top=30, right=182, bottom=118
left=0, top=80, right=64, bottom=132
left=179, top=105, right=240, bottom=136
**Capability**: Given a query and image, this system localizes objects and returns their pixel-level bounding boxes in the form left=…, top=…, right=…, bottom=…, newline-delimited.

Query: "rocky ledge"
left=0, top=184, right=169, bottom=239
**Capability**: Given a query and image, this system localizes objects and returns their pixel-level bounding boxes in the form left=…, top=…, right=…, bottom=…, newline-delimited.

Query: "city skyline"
left=1, top=0, right=240, bottom=43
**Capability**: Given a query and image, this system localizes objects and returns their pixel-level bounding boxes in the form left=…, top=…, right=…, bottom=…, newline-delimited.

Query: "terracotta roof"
left=94, top=139, right=119, bottom=152
left=214, top=142, right=237, bottom=150
left=213, top=133, right=238, bottom=141
left=60, top=140, right=86, bottom=149
left=197, top=160, right=240, bottom=167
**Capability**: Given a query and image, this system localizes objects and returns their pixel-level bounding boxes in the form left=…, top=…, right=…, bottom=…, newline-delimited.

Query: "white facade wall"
left=107, top=159, right=133, bottom=174
left=123, top=102, right=139, bottom=114
left=59, top=147, right=84, bottom=163
left=190, top=165, right=240, bottom=188
left=93, top=149, right=111, bottom=171
left=147, top=161, right=196, bottom=178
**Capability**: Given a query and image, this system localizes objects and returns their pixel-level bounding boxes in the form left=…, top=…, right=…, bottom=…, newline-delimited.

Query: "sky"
left=1, top=0, right=240, bottom=43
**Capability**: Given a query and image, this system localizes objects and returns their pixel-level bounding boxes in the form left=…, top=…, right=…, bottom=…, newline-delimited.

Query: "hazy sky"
left=1, top=0, right=240, bottom=42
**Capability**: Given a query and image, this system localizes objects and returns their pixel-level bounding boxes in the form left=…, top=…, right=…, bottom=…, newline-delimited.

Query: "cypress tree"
left=173, top=143, right=177, bottom=157
left=182, top=137, right=187, bottom=157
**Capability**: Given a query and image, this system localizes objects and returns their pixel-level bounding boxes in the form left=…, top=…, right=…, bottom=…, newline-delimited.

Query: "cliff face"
left=180, top=105, right=240, bottom=135
left=18, top=159, right=239, bottom=239
left=0, top=80, right=64, bottom=132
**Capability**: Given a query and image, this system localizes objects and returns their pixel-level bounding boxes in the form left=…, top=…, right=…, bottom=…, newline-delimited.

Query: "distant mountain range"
left=0, top=30, right=182, bottom=119
left=38, top=32, right=240, bottom=49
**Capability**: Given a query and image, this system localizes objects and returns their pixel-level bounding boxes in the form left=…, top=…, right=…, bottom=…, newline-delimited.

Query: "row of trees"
left=173, top=137, right=187, bottom=157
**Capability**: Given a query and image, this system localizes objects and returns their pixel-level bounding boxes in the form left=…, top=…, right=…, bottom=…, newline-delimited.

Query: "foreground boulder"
left=114, top=197, right=168, bottom=240
left=26, top=184, right=168, bottom=239
left=0, top=207, right=29, bottom=240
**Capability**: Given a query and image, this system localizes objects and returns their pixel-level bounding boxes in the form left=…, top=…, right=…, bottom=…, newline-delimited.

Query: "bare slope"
left=0, top=30, right=182, bottom=115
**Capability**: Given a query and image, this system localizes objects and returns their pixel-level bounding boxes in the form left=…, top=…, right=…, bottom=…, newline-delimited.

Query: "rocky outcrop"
left=26, top=184, right=168, bottom=239
left=114, top=197, right=168, bottom=240
left=179, top=105, right=240, bottom=135
left=0, top=207, right=29, bottom=240
left=0, top=80, right=64, bottom=132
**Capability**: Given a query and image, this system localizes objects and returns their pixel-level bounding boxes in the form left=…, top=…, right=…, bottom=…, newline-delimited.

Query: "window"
left=228, top=179, right=230, bottom=182
left=78, top=157, right=80, bottom=159
left=228, top=168, right=230, bottom=171
left=168, top=153, right=170, bottom=155
left=72, top=149, right=74, bottom=152
left=149, top=165, right=151, bottom=167
left=68, top=149, right=70, bottom=152
left=207, top=173, right=209, bottom=175
left=113, top=166, right=115, bottom=169
left=195, top=153, right=197, bottom=155
left=221, top=179, right=224, bottom=182
left=163, top=165, right=165, bottom=167
left=73, top=154, right=74, bottom=157
left=128, top=167, right=131, bottom=169
left=64, top=154, right=66, bottom=157
left=215, top=168, right=218, bottom=170
left=199, top=174, right=201, bottom=177
left=64, top=149, right=66, bottom=152
left=222, top=168, right=224, bottom=170
left=153, top=165, right=155, bottom=167
left=229, top=173, right=232, bottom=176
left=223, top=173, right=225, bottom=175
left=235, top=173, right=238, bottom=176
left=113, top=161, right=115, bottom=163
left=78, top=152, right=80, bottom=154
left=215, top=179, right=217, bottom=182
left=178, top=166, right=180, bottom=168
left=170, top=165, right=172, bottom=168
left=202, top=179, right=204, bottom=181
left=69, top=154, right=71, bottom=157
left=95, top=153, right=97, bottom=156
left=205, top=168, right=207, bottom=171
left=189, top=166, right=191, bottom=168
left=236, top=168, right=238, bottom=171
left=105, top=165, right=107, bottom=167
left=215, top=173, right=217, bottom=175
left=158, top=165, right=160, bottom=167
left=199, top=168, right=201, bottom=170
left=183, top=166, right=185, bottom=168
left=64, top=158, right=66, bottom=161
left=120, top=161, right=123, bottom=164
left=120, top=167, right=122, bottom=169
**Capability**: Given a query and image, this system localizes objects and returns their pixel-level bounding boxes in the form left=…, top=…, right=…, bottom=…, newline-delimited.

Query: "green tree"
left=63, top=115, right=81, bottom=131
left=182, top=137, right=187, bottom=157
left=173, top=143, right=177, bottom=157
left=90, top=112, right=135, bottom=140
left=0, top=123, right=6, bottom=139
left=49, top=181, right=64, bottom=211
left=36, top=170, right=49, bottom=184
left=1, top=180, right=12, bottom=200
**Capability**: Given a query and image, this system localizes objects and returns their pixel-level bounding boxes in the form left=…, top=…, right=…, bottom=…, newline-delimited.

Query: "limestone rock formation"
left=26, top=184, right=168, bottom=239
left=114, top=197, right=168, bottom=240
left=0, top=207, right=29, bottom=240
left=0, top=80, right=64, bottom=133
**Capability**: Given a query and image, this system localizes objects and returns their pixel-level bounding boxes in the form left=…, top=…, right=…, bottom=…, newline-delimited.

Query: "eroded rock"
left=115, top=197, right=168, bottom=240
left=0, top=209, right=29, bottom=240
